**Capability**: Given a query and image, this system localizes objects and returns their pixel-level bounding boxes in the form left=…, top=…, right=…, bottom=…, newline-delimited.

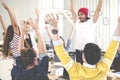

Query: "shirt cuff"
left=112, top=36, right=120, bottom=41
left=53, top=40, right=63, bottom=46
left=38, top=53, right=48, bottom=60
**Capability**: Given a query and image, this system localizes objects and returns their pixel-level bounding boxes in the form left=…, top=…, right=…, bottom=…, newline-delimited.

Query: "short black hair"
left=83, top=43, right=101, bottom=65
left=21, top=48, right=37, bottom=67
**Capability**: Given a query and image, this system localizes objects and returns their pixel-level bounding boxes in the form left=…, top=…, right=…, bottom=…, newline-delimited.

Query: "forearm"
left=70, top=0, right=76, bottom=11
left=70, top=0, right=77, bottom=22
left=68, top=28, right=75, bottom=40
left=35, top=30, right=46, bottom=53
left=13, top=9, right=19, bottom=26
left=46, top=30, right=52, bottom=39
left=36, top=15, right=39, bottom=25
left=6, top=8, right=18, bottom=26
left=93, top=0, right=103, bottom=23
left=18, top=32, right=24, bottom=52
left=0, top=17, right=7, bottom=32
left=96, top=0, right=103, bottom=11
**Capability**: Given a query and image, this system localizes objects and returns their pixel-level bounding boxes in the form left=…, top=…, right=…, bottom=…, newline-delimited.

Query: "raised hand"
left=19, top=21, right=28, bottom=34
left=2, top=2, right=8, bottom=10
left=28, top=18, right=39, bottom=30
left=45, top=13, right=59, bottom=29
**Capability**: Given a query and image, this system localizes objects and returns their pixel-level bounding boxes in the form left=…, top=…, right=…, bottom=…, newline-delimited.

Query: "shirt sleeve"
left=65, top=39, right=72, bottom=52
left=53, top=40, right=82, bottom=78
left=53, top=40, right=74, bottom=70
left=100, top=37, right=120, bottom=68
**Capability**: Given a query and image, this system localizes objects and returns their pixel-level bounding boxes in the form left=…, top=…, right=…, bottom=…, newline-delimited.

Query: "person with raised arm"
left=70, top=0, right=103, bottom=63
left=2, top=2, right=20, bottom=57
left=45, top=20, right=75, bottom=79
left=11, top=18, right=49, bottom=80
left=45, top=13, right=120, bottom=80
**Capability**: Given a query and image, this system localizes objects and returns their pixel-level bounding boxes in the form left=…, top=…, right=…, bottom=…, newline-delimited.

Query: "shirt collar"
left=83, top=63, right=96, bottom=68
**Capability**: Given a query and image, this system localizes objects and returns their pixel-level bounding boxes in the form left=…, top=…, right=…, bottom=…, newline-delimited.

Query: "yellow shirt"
left=54, top=40, right=119, bottom=80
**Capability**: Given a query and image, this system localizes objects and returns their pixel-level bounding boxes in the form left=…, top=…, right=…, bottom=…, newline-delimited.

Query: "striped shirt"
left=10, top=33, right=20, bottom=57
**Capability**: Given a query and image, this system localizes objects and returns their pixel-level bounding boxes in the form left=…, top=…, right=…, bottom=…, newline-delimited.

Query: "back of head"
left=21, top=48, right=37, bottom=68
left=83, top=43, right=101, bottom=65
left=3, top=25, right=14, bottom=57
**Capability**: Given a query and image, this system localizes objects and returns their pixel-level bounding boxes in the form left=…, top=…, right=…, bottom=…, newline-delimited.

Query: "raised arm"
left=12, top=8, right=19, bottom=26
left=45, top=14, right=74, bottom=67
left=28, top=18, right=46, bottom=53
left=35, top=8, right=40, bottom=25
left=70, top=0, right=77, bottom=22
left=93, top=0, right=103, bottom=23
left=0, top=14, right=7, bottom=33
left=2, top=2, right=19, bottom=33
left=18, top=21, right=27, bottom=52
left=68, top=27, right=75, bottom=41
left=45, top=26, right=52, bottom=39
left=114, top=17, right=120, bottom=36
left=101, top=17, right=120, bottom=67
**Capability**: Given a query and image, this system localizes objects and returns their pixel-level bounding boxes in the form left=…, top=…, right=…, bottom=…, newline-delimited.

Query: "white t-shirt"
left=75, top=18, right=96, bottom=50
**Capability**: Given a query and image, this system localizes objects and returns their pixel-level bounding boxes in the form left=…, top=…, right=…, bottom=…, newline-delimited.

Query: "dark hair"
left=2, top=25, right=14, bottom=57
left=86, top=17, right=90, bottom=21
left=2, top=25, right=30, bottom=57
left=21, top=48, right=37, bottom=68
left=83, top=43, right=101, bottom=65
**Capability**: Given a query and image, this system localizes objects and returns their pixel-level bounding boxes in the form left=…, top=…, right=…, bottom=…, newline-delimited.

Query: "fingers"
left=2, top=2, right=8, bottom=10
left=45, top=13, right=59, bottom=25
left=2, top=2, right=6, bottom=7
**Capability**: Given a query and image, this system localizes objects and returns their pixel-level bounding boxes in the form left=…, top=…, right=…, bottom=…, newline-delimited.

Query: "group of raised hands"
left=0, top=1, right=59, bottom=34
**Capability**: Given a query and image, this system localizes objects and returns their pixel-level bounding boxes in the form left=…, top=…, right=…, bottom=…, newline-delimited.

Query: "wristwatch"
left=52, top=29, right=58, bottom=34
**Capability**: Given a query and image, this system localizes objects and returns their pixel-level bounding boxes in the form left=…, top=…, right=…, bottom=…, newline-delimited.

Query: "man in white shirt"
left=70, top=0, right=103, bottom=63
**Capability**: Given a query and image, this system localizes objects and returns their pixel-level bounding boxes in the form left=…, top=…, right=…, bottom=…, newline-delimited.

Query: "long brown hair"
left=2, top=25, right=14, bottom=57
left=2, top=25, right=30, bottom=57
